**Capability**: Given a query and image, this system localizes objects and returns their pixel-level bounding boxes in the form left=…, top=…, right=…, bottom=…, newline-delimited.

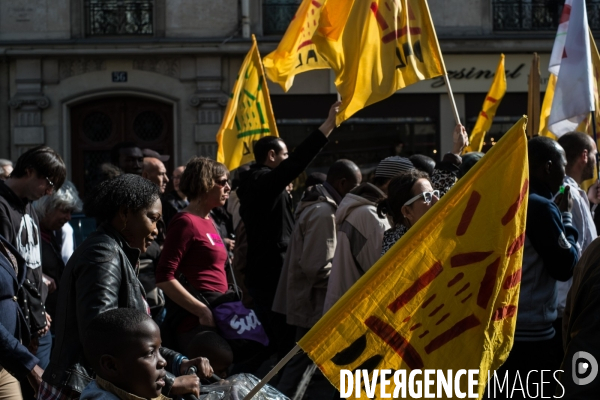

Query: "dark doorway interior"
left=70, top=96, right=173, bottom=195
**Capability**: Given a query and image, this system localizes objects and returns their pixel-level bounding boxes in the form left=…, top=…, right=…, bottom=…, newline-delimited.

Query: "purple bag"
left=204, top=218, right=269, bottom=346
left=212, top=301, right=269, bottom=346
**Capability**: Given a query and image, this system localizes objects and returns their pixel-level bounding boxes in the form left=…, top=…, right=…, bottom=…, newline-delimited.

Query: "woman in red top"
left=156, top=157, right=231, bottom=351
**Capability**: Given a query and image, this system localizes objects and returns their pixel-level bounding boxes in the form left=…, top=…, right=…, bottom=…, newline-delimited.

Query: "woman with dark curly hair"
left=156, top=157, right=233, bottom=353
left=378, top=170, right=439, bottom=256
left=39, top=174, right=212, bottom=400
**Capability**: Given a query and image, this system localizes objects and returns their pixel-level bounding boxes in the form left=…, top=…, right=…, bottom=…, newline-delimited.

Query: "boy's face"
left=115, top=319, right=167, bottom=398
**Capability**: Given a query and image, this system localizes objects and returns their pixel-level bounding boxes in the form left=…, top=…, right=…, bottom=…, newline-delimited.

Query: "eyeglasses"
left=403, top=190, right=439, bottom=206
left=45, top=177, right=54, bottom=189
left=214, top=179, right=230, bottom=187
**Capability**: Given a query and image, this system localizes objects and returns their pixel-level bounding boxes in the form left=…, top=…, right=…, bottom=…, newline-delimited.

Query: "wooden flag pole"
left=243, top=344, right=302, bottom=400
left=593, top=111, right=599, bottom=177
left=527, top=53, right=541, bottom=138
left=443, top=74, right=462, bottom=126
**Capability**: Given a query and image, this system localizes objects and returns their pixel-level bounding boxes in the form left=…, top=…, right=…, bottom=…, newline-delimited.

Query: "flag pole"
left=527, top=53, right=541, bottom=138
left=593, top=111, right=599, bottom=176
left=443, top=74, right=462, bottom=126
left=243, top=344, right=302, bottom=400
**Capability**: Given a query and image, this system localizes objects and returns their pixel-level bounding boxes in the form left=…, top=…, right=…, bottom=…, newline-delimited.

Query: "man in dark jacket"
left=0, top=234, right=44, bottom=399
left=0, top=146, right=66, bottom=398
left=237, top=101, right=340, bottom=358
left=493, top=136, right=579, bottom=398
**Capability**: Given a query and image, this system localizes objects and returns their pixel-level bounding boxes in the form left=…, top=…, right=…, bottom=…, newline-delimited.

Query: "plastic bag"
left=199, top=373, right=289, bottom=400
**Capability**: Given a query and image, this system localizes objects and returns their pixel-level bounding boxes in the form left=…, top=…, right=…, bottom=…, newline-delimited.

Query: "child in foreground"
left=80, top=308, right=171, bottom=400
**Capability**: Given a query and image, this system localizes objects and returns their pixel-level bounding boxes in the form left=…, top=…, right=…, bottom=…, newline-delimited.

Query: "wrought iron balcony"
left=85, top=0, right=153, bottom=36
left=493, top=0, right=600, bottom=31
left=263, top=0, right=301, bottom=35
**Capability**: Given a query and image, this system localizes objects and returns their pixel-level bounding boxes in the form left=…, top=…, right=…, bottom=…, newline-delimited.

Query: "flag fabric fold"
left=539, top=73, right=557, bottom=139
left=464, top=54, right=506, bottom=152
left=263, top=0, right=330, bottom=91
left=549, top=0, right=595, bottom=136
left=299, top=118, right=529, bottom=399
left=312, top=0, right=446, bottom=125
left=216, top=36, right=279, bottom=170
left=574, top=30, right=600, bottom=137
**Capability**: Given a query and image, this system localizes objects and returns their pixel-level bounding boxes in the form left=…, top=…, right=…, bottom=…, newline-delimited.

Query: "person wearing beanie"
left=372, top=156, right=414, bottom=193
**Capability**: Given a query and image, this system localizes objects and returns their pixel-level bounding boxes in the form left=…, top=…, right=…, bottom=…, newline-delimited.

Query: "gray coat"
left=272, top=184, right=337, bottom=328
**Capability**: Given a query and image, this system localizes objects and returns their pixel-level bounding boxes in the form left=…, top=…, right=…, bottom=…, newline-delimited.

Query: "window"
left=492, top=0, right=600, bottom=31
left=263, top=0, right=301, bottom=35
left=85, top=0, right=153, bottom=36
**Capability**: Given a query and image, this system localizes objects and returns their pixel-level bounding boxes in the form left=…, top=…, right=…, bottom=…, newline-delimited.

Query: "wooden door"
left=70, top=96, right=173, bottom=195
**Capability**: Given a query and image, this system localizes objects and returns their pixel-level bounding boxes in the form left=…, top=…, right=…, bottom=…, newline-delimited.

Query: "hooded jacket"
left=272, top=184, right=338, bottom=328
left=323, top=183, right=390, bottom=312
left=237, top=129, right=328, bottom=301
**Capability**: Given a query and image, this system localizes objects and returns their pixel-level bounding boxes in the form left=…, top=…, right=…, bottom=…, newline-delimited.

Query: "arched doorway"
left=70, top=96, right=174, bottom=194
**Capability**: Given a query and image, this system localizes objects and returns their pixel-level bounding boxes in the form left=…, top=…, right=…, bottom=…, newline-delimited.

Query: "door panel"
left=71, top=96, right=173, bottom=195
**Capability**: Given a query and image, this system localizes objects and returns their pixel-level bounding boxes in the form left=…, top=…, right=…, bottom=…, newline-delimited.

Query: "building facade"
left=0, top=0, right=595, bottom=191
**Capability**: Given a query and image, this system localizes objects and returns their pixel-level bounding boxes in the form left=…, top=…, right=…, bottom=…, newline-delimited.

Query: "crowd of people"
left=1, top=101, right=600, bottom=400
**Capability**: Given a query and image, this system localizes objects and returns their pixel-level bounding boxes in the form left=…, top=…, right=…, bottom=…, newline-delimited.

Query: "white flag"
left=549, top=0, right=573, bottom=76
left=549, top=0, right=595, bottom=137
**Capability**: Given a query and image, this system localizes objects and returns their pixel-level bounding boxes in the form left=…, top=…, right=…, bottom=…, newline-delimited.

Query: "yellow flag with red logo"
left=216, top=36, right=278, bottom=171
left=312, top=0, right=445, bottom=124
left=263, top=0, right=330, bottom=91
left=299, top=118, right=529, bottom=399
left=464, top=55, right=506, bottom=153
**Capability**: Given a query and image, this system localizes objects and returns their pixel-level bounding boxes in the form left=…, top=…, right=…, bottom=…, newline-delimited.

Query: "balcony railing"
left=85, top=0, right=153, bottom=36
left=263, top=0, right=301, bottom=35
left=493, top=0, right=600, bottom=31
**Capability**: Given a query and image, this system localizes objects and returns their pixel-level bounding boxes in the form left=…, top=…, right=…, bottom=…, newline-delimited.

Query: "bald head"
left=528, top=136, right=567, bottom=195
left=327, top=159, right=362, bottom=198
left=143, top=157, right=169, bottom=193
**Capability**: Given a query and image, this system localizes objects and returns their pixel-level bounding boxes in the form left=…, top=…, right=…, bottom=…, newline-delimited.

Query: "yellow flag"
left=464, top=55, right=507, bottom=153
left=263, top=0, right=330, bottom=91
left=299, top=118, right=529, bottom=399
left=216, top=36, right=278, bottom=171
left=312, top=0, right=445, bottom=124
left=539, top=73, right=557, bottom=139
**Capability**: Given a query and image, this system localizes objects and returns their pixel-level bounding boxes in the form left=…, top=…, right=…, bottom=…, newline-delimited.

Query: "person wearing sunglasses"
left=156, top=157, right=234, bottom=352
left=378, top=170, right=439, bottom=256
left=0, top=145, right=66, bottom=398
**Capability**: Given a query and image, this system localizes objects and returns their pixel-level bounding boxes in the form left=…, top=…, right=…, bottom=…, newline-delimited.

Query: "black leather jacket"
left=42, top=224, right=181, bottom=394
